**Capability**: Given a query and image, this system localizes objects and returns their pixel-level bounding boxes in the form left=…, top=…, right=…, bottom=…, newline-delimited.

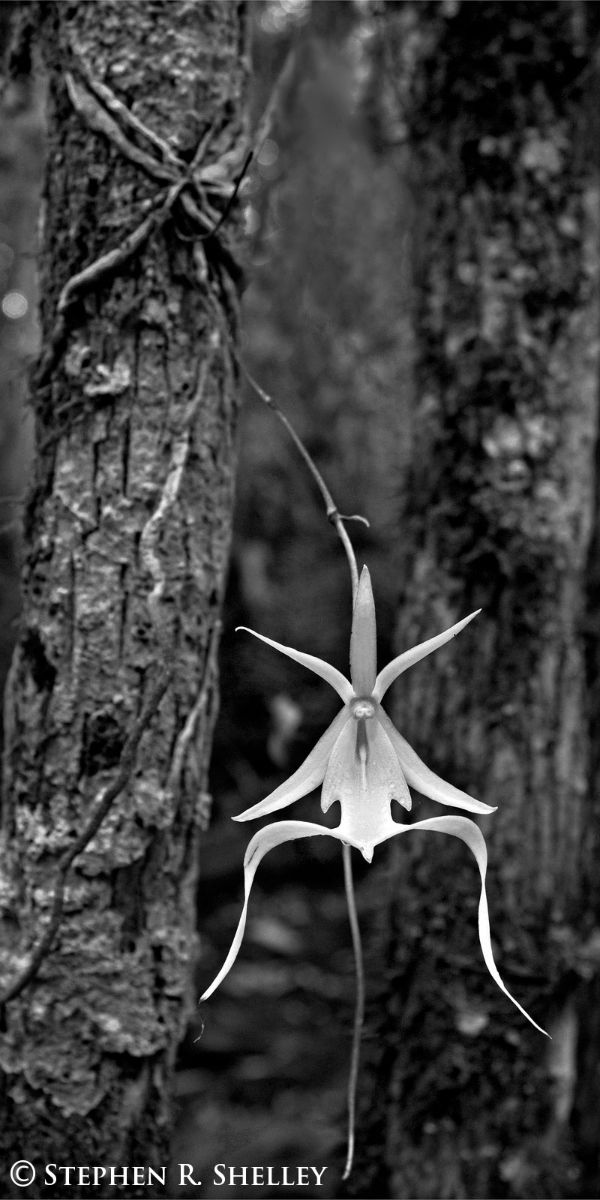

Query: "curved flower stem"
left=235, top=350, right=367, bottom=1180
left=236, top=361, right=364, bottom=598
left=342, top=842, right=365, bottom=1181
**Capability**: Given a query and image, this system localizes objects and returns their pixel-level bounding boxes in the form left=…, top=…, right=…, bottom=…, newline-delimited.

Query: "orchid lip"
left=201, top=816, right=548, bottom=1036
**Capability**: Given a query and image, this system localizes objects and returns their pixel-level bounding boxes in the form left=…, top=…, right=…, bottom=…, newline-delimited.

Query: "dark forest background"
left=1, top=2, right=600, bottom=1199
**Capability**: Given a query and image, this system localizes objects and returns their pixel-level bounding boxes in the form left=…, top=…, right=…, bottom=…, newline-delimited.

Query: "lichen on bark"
left=0, top=2, right=247, bottom=1190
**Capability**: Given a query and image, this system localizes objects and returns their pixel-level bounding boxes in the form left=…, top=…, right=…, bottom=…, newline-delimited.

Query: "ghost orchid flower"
left=202, top=567, right=546, bottom=1037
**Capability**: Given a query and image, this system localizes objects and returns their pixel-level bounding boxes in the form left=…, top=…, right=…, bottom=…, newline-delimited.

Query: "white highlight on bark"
left=140, top=344, right=217, bottom=633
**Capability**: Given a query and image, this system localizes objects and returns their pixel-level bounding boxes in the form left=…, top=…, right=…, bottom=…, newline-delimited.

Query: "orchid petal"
left=322, top=716, right=411, bottom=862
left=385, top=815, right=548, bottom=1036
left=200, top=820, right=333, bottom=1000
left=237, top=626, right=353, bottom=702
left=373, top=610, right=481, bottom=701
left=378, top=708, right=496, bottom=816
left=233, top=708, right=351, bottom=822
left=350, top=566, right=377, bottom=695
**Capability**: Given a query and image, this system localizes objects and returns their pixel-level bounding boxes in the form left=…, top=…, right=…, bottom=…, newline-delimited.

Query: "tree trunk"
left=353, top=4, right=600, bottom=1197
left=0, top=2, right=246, bottom=1193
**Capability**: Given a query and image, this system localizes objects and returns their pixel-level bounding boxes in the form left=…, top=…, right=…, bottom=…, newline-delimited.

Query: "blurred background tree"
left=352, top=3, right=600, bottom=1198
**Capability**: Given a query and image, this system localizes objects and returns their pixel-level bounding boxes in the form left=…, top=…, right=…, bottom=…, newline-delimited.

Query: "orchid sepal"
left=350, top=566, right=377, bottom=695
left=236, top=626, right=353, bottom=702
left=373, top=609, right=482, bottom=702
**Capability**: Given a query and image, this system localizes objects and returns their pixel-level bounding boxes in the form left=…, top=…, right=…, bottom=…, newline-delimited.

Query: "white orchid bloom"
left=202, top=567, right=546, bottom=1036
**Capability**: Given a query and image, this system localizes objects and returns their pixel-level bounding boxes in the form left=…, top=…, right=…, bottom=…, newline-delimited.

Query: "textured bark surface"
left=0, top=2, right=246, bottom=1193
left=352, top=5, right=600, bottom=1198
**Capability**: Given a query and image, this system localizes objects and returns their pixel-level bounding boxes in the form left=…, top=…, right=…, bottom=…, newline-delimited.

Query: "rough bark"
left=0, top=2, right=246, bottom=1194
left=352, top=5, right=600, bottom=1198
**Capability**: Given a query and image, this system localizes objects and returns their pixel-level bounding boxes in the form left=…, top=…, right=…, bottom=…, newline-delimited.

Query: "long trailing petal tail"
left=373, top=610, right=481, bottom=701
left=200, top=820, right=332, bottom=1000
left=236, top=627, right=353, bottom=702
left=392, top=815, right=548, bottom=1036
left=234, top=709, right=350, bottom=822
left=202, top=811, right=546, bottom=1035
left=378, top=708, right=496, bottom=816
